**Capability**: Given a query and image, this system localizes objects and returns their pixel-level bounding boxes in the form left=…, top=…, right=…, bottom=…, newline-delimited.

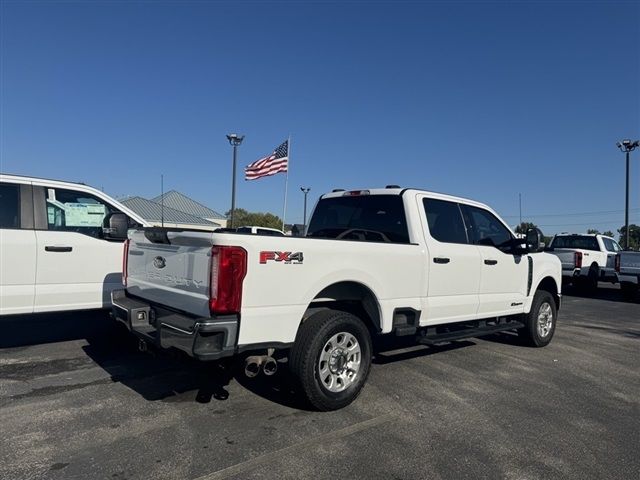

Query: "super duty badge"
left=260, top=251, right=304, bottom=264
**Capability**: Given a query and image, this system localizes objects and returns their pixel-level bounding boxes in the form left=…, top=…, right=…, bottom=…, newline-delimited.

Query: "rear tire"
left=582, top=265, right=599, bottom=292
left=289, top=309, right=372, bottom=411
left=518, top=290, right=557, bottom=347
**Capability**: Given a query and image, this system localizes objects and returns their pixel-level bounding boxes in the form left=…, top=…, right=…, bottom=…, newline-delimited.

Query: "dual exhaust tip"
left=244, top=355, right=278, bottom=377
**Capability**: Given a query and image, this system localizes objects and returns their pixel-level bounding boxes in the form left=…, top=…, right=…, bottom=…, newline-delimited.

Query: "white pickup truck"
left=112, top=187, right=562, bottom=410
left=546, top=234, right=620, bottom=290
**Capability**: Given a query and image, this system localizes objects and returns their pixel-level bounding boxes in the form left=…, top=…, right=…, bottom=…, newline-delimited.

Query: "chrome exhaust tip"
left=262, top=357, right=278, bottom=376
left=244, top=356, right=263, bottom=378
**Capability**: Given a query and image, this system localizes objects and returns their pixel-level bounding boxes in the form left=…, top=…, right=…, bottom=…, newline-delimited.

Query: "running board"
left=416, top=320, right=524, bottom=345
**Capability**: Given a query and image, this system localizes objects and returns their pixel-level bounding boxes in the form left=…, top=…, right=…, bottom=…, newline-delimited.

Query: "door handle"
left=433, top=257, right=450, bottom=264
left=484, top=259, right=498, bottom=265
left=45, top=246, right=73, bottom=252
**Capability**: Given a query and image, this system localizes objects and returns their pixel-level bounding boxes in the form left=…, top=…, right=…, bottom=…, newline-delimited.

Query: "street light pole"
left=300, top=187, right=311, bottom=229
left=617, top=139, right=639, bottom=249
left=226, top=133, right=245, bottom=229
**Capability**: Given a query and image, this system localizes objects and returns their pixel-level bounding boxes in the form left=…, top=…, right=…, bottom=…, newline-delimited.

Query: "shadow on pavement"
left=562, top=283, right=639, bottom=303
left=82, top=330, right=310, bottom=409
left=81, top=336, right=238, bottom=404
left=572, top=323, right=640, bottom=340
left=0, top=310, right=117, bottom=348
left=372, top=336, right=476, bottom=364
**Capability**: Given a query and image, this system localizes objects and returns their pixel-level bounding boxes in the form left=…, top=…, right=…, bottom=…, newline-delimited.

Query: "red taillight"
left=574, top=251, right=583, bottom=269
left=615, top=254, right=620, bottom=273
left=122, top=238, right=130, bottom=286
left=209, top=246, right=247, bottom=315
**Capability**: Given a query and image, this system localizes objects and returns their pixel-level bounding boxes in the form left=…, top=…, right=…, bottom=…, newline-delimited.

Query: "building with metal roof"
left=121, top=196, right=220, bottom=230
left=152, top=190, right=227, bottom=227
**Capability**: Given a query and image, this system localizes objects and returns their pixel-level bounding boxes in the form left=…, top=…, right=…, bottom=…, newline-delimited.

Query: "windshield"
left=306, top=194, right=410, bottom=244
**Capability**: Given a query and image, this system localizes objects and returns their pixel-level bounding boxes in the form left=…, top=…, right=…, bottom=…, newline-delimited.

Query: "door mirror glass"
left=103, top=213, right=129, bottom=241
left=526, top=227, right=545, bottom=253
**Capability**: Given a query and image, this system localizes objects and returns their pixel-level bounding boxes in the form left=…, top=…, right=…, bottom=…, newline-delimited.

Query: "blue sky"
left=1, top=0, right=638, bottom=233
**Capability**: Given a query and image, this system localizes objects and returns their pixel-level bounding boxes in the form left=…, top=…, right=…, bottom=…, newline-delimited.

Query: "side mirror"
left=526, top=227, right=545, bottom=253
left=103, top=213, right=129, bottom=241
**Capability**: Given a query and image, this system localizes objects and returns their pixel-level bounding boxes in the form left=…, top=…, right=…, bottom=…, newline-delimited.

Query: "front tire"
left=518, top=290, right=557, bottom=347
left=289, top=309, right=372, bottom=411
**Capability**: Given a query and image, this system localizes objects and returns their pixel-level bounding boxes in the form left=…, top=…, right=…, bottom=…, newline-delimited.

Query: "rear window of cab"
left=306, top=195, right=410, bottom=244
left=551, top=236, right=599, bottom=251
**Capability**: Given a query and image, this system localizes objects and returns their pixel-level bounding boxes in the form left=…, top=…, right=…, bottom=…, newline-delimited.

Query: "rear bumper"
left=111, top=289, right=238, bottom=361
left=562, top=267, right=618, bottom=282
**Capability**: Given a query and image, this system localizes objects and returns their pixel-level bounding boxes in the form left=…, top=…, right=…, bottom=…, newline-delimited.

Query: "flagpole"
left=282, top=134, right=290, bottom=231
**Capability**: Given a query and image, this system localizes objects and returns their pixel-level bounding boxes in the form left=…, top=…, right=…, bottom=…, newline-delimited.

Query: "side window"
left=602, top=238, right=621, bottom=252
left=45, top=188, right=118, bottom=239
left=463, top=205, right=513, bottom=248
left=423, top=198, right=468, bottom=244
left=0, top=183, right=20, bottom=229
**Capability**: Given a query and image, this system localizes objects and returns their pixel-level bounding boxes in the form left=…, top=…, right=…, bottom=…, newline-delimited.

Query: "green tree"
left=602, top=230, right=614, bottom=237
left=226, top=208, right=283, bottom=230
left=586, top=228, right=600, bottom=234
left=618, top=224, right=640, bottom=250
left=515, top=222, right=538, bottom=234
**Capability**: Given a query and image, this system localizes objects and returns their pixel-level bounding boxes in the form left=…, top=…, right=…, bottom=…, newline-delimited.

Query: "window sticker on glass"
left=64, top=203, right=106, bottom=227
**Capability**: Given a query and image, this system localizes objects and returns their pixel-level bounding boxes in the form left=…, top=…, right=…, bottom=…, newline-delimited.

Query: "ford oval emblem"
left=153, top=256, right=166, bottom=269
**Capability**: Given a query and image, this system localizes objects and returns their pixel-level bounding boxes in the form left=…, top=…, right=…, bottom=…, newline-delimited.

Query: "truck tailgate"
left=126, top=229, right=214, bottom=317
left=619, top=251, right=640, bottom=276
left=551, top=249, right=577, bottom=271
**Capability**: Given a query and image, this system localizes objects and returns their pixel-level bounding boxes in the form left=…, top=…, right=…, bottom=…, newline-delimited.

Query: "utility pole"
left=300, top=187, right=311, bottom=231
left=616, top=139, right=639, bottom=249
left=226, top=133, right=245, bottom=228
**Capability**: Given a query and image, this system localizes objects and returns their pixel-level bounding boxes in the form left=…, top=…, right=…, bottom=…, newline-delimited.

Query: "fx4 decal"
left=260, top=251, right=304, bottom=264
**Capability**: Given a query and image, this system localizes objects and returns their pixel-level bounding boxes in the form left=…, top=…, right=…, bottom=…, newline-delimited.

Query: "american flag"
left=245, top=140, right=288, bottom=180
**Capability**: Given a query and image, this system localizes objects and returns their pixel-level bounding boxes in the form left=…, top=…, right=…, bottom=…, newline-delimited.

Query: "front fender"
left=525, top=255, right=562, bottom=313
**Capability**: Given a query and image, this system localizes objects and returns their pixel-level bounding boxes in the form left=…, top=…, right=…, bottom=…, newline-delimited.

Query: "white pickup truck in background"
left=616, top=251, right=640, bottom=299
left=546, top=233, right=620, bottom=290
left=112, top=187, right=562, bottom=410
left=0, top=174, right=148, bottom=315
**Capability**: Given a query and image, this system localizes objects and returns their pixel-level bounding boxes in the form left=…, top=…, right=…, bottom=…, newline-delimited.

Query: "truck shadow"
left=81, top=333, right=238, bottom=404
left=562, top=283, right=639, bottom=303
left=0, top=310, right=115, bottom=348
left=372, top=337, right=476, bottom=364
left=81, top=332, right=485, bottom=410
left=80, top=328, right=312, bottom=409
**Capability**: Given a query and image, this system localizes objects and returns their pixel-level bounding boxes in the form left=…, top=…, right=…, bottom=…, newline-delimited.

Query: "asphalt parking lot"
left=1, top=285, right=638, bottom=480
